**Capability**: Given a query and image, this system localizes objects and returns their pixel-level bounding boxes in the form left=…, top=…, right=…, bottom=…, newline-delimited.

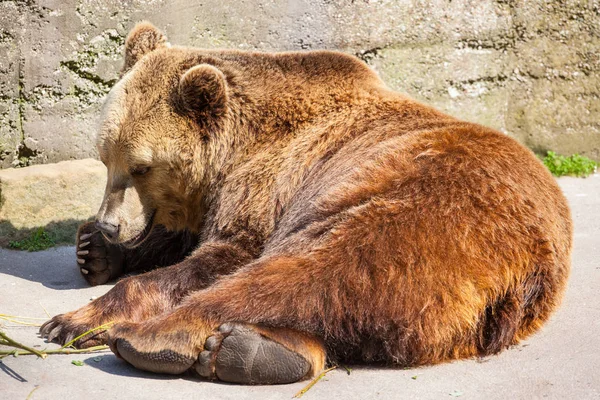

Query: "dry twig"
left=293, top=366, right=338, bottom=398
left=0, top=331, right=47, bottom=359
left=0, top=344, right=109, bottom=358
left=0, top=314, right=45, bottom=327
left=0, top=321, right=114, bottom=359
left=26, top=386, right=39, bottom=400
left=60, top=322, right=114, bottom=349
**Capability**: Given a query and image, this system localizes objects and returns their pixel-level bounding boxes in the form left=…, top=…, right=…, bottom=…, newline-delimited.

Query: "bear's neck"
left=189, top=50, right=403, bottom=236
left=216, top=52, right=385, bottom=160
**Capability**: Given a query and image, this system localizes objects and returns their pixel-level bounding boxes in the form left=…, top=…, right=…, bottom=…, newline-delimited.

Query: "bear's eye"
left=131, top=166, right=150, bottom=176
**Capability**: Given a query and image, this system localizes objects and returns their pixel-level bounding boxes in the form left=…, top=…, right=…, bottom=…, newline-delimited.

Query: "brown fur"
left=41, top=22, right=572, bottom=379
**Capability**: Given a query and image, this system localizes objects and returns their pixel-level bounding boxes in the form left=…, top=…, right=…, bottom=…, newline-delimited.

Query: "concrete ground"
left=1, top=176, right=598, bottom=399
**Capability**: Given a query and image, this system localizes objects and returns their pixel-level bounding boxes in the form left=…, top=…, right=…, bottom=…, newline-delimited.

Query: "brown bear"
left=40, top=22, right=572, bottom=385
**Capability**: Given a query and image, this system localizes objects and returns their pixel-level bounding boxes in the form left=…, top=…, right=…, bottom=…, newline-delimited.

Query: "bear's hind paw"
left=195, top=323, right=321, bottom=385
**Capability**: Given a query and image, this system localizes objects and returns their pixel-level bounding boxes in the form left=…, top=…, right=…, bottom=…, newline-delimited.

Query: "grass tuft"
left=542, top=151, right=598, bottom=178
left=8, top=228, right=55, bottom=251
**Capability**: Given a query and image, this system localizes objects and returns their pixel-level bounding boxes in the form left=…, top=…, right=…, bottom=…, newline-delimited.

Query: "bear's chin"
left=121, top=212, right=156, bottom=249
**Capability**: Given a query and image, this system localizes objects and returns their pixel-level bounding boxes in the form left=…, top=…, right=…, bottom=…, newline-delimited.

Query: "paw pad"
left=114, top=338, right=196, bottom=375
left=194, top=323, right=310, bottom=384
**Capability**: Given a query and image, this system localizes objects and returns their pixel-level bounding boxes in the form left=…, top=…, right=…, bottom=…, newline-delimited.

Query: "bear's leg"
left=105, top=256, right=336, bottom=383
left=40, top=241, right=254, bottom=348
left=104, top=246, right=564, bottom=382
left=76, top=221, right=199, bottom=286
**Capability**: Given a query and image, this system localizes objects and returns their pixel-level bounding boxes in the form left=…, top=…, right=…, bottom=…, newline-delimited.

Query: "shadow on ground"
left=0, top=361, right=28, bottom=383
left=0, top=245, right=91, bottom=290
left=81, top=354, right=242, bottom=385
left=82, top=354, right=189, bottom=380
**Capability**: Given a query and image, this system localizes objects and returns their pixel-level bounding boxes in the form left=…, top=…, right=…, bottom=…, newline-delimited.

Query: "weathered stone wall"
left=0, top=0, right=599, bottom=168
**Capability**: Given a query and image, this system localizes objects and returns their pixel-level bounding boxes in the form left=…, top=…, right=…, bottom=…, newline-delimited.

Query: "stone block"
left=0, top=159, right=106, bottom=246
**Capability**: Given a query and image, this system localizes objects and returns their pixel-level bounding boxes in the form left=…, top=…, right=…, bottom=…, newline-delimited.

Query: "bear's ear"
left=178, top=64, right=229, bottom=123
left=122, top=22, right=169, bottom=74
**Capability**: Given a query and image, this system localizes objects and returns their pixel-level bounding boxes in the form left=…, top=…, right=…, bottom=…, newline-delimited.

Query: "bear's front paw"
left=76, top=221, right=124, bottom=286
left=39, top=308, right=111, bottom=348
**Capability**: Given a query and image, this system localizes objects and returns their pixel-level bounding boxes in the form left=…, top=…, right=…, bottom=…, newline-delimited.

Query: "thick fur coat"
left=40, top=22, right=572, bottom=384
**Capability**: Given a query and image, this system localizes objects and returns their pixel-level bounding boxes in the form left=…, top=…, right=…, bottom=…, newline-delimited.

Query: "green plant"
left=542, top=151, right=598, bottom=178
left=9, top=228, right=55, bottom=251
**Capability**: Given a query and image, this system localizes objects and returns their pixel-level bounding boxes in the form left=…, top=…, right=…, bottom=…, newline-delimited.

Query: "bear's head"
left=94, top=22, right=231, bottom=247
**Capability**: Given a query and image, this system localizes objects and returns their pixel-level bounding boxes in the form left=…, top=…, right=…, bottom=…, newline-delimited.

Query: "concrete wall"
left=0, top=0, right=598, bottom=168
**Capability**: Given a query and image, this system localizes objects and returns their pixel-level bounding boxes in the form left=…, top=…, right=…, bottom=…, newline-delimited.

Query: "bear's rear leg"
left=195, top=323, right=325, bottom=384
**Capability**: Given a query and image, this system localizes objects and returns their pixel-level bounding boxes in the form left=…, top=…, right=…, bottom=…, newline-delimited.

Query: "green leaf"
left=71, top=360, right=84, bottom=366
left=543, top=151, right=598, bottom=178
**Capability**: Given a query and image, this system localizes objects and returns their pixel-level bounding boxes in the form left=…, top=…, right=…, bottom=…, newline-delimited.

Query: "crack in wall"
left=13, top=57, right=39, bottom=167
left=15, top=57, right=39, bottom=167
left=60, top=60, right=117, bottom=89
left=57, top=29, right=125, bottom=108
left=355, top=47, right=383, bottom=64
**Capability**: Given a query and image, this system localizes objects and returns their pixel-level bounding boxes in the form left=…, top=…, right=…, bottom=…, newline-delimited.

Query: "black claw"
left=39, top=318, right=59, bottom=337
left=47, top=325, right=63, bottom=343
left=63, top=333, right=75, bottom=346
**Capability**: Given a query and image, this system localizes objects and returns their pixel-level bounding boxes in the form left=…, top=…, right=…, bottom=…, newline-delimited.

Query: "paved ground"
left=1, top=176, right=598, bottom=399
